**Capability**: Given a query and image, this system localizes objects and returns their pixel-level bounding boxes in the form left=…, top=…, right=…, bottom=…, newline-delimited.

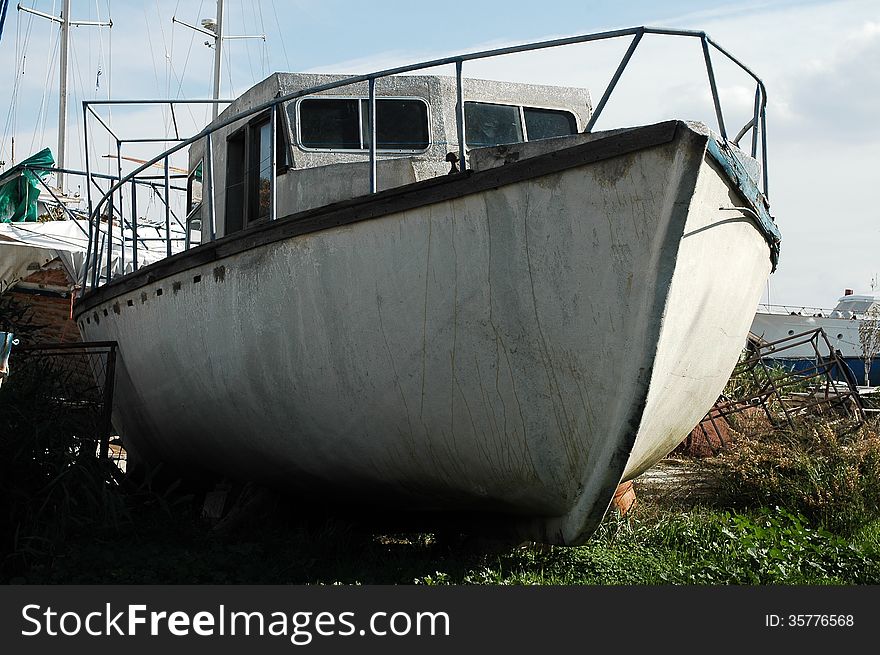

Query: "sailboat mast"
left=174, top=0, right=263, bottom=122
left=212, top=0, right=224, bottom=121
left=17, top=1, right=111, bottom=190
left=57, top=0, right=71, bottom=191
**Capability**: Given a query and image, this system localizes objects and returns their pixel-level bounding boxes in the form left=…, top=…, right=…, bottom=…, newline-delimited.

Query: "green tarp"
left=0, top=148, right=55, bottom=222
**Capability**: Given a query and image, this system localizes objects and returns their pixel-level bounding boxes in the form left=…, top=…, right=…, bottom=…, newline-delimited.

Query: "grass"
left=12, top=494, right=879, bottom=585
left=4, top=357, right=880, bottom=584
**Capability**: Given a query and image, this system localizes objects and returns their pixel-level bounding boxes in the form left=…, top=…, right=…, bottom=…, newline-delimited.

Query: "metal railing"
left=757, top=303, right=838, bottom=317
left=757, top=303, right=875, bottom=319
left=81, top=25, right=770, bottom=291
left=4, top=340, right=119, bottom=459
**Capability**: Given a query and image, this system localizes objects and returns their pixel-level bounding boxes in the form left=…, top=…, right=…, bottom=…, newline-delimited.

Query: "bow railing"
left=81, top=25, right=770, bottom=291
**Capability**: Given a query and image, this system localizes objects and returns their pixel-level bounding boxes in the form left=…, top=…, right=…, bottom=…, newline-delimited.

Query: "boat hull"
left=75, top=122, right=773, bottom=544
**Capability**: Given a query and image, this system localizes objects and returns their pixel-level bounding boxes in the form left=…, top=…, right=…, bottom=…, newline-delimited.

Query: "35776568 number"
left=765, top=614, right=854, bottom=627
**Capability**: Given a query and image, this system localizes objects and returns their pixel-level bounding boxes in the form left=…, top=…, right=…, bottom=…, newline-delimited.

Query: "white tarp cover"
left=0, top=219, right=169, bottom=292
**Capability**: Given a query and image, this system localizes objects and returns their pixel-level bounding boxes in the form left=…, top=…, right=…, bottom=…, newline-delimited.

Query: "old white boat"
left=72, top=27, right=781, bottom=544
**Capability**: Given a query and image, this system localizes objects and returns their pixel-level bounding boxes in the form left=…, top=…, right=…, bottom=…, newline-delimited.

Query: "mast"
left=212, top=0, right=224, bottom=121
left=58, top=0, right=70, bottom=190
left=17, top=2, right=111, bottom=192
left=173, top=0, right=264, bottom=122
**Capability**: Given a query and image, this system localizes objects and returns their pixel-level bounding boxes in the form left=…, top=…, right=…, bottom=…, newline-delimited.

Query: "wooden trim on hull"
left=75, top=120, right=682, bottom=316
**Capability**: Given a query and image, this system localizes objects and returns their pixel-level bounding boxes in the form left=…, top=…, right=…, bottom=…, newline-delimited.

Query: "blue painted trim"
left=764, top=356, right=878, bottom=387
left=706, top=136, right=781, bottom=271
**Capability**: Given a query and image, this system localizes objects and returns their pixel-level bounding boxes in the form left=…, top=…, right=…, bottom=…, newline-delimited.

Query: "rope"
left=70, top=43, right=84, bottom=170
left=240, top=0, right=258, bottom=85
left=0, top=6, right=24, bottom=164
left=172, top=0, right=204, bottom=127
left=225, top=38, right=235, bottom=99
left=30, top=13, right=62, bottom=155
left=153, top=0, right=172, bottom=136
left=142, top=4, right=162, bottom=102
left=270, top=0, right=291, bottom=71
left=13, top=3, right=43, bottom=156
left=103, top=0, right=113, bottom=181
left=256, top=0, right=268, bottom=75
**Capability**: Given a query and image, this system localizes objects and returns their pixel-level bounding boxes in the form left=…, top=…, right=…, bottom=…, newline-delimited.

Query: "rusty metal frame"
left=701, top=327, right=865, bottom=432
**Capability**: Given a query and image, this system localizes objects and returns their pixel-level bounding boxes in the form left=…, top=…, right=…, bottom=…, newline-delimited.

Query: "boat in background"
left=0, top=147, right=175, bottom=346
left=72, top=27, right=781, bottom=545
left=0, top=3, right=113, bottom=345
left=751, top=291, right=880, bottom=385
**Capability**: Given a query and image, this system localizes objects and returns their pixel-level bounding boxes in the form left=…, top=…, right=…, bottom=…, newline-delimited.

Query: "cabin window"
left=465, top=102, right=523, bottom=147
left=224, top=112, right=290, bottom=234
left=251, top=119, right=273, bottom=221
left=187, top=160, right=203, bottom=213
left=296, top=97, right=430, bottom=151
left=186, top=160, right=203, bottom=243
left=464, top=101, right=578, bottom=147
left=361, top=99, right=429, bottom=150
left=839, top=300, right=875, bottom=313
left=299, top=99, right=361, bottom=149
left=523, top=107, right=579, bottom=141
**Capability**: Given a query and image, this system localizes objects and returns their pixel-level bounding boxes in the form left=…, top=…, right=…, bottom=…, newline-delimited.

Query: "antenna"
left=172, top=0, right=266, bottom=121
left=17, top=1, right=112, bottom=192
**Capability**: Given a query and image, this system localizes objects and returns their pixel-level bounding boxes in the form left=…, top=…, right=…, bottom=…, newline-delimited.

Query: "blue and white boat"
left=751, top=292, right=880, bottom=386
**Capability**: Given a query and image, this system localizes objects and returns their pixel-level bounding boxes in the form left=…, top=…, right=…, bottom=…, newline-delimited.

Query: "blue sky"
left=1, top=0, right=878, bottom=306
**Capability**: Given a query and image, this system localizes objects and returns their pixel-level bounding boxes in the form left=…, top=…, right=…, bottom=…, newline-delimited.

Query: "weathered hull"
left=75, top=122, right=774, bottom=544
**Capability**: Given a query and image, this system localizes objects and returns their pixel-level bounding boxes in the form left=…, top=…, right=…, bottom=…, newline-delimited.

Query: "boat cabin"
left=830, top=294, right=880, bottom=319
left=186, top=73, right=592, bottom=242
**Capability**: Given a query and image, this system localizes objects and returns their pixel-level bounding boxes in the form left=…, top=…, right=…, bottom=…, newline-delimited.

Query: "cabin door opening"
left=224, top=114, right=289, bottom=237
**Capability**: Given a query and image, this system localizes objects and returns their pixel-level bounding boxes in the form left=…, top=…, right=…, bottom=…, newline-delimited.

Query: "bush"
left=704, top=419, right=880, bottom=535
left=0, top=357, right=129, bottom=579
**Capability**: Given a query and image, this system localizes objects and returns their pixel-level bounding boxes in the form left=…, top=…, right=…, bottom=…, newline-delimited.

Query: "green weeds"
left=706, top=419, right=880, bottom=534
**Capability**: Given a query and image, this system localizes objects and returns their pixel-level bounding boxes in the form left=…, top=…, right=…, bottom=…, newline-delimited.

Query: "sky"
left=0, top=0, right=878, bottom=307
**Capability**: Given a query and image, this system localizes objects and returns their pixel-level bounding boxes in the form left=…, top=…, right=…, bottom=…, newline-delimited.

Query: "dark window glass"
left=523, top=107, right=578, bottom=140
left=225, top=132, right=245, bottom=234
left=299, top=97, right=429, bottom=151
left=253, top=120, right=272, bottom=220
left=841, top=300, right=874, bottom=313
left=300, top=98, right=361, bottom=149
left=360, top=99, right=430, bottom=150
left=187, top=160, right=203, bottom=214
left=186, top=160, right=203, bottom=241
left=275, top=117, right=290, bottom=170
left=464, top=102, right=523, bottom=147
